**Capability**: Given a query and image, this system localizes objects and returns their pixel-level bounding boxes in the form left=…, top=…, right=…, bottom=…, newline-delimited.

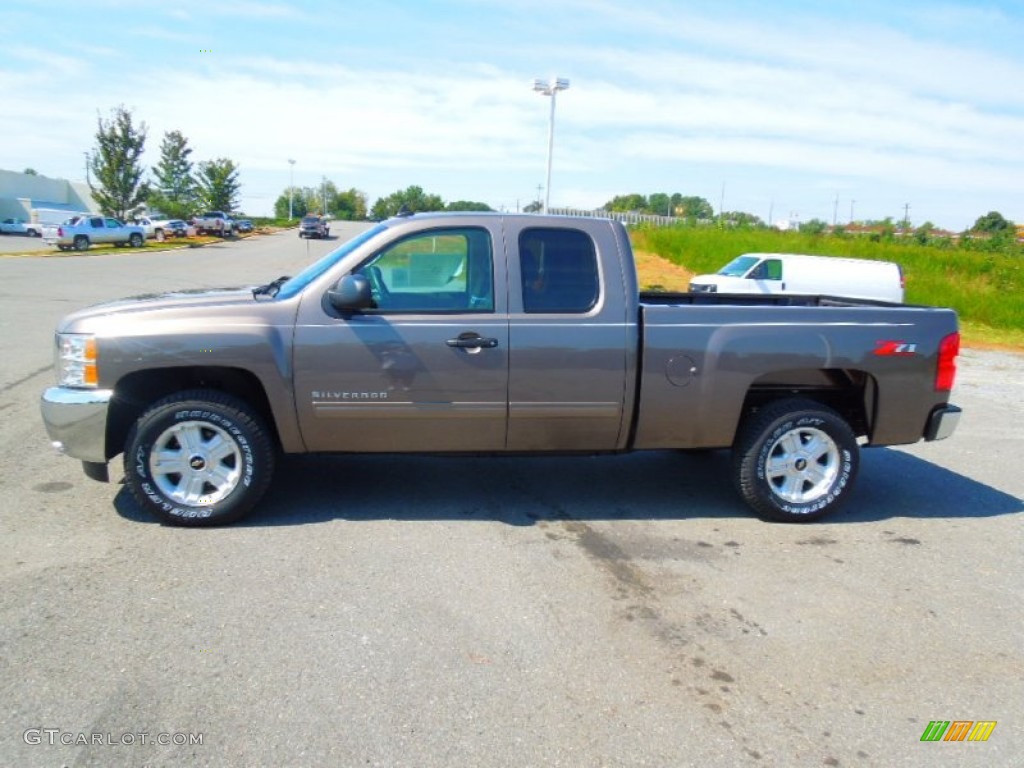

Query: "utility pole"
left=287, top=159, right=296, bottom=220
left=833, top=194, right=839, bottom=226
left=850, top=199, right=855, bottom=224
left=903, top=202, right=911, bottom=230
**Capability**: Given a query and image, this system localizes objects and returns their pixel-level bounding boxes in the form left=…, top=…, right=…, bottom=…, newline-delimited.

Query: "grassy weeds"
left=632, top=226, right=1024, bottom=347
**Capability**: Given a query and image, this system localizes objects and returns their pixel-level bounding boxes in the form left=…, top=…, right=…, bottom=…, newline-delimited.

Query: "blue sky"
left=2, top=0, right=1023, bottom=230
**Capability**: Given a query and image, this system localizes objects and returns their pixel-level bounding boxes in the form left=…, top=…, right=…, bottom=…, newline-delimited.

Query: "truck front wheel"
left=733, top=398, right=858, bottom=522
left=124, top=390, right=275, bottom=526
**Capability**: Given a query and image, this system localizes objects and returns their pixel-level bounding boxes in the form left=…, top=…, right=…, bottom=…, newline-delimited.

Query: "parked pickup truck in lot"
left=40, top=212, right=961, bottom=526
left=42, top=215, right=145, bottom=251
left=1, top=217, right=41, bottom=236
left=192, top=211, right=234, bottom=236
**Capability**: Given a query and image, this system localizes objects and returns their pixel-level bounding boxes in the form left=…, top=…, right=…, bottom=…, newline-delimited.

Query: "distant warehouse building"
left=0, top=168, right=98, bottom=231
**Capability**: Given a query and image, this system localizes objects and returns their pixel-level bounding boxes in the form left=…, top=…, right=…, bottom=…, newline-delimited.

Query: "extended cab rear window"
left=519, top=228, right=599, bottom=313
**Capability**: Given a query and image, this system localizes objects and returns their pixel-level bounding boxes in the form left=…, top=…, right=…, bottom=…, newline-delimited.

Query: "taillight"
left=935, top=331, right=959, bottom=391
left=57, top=227, right=64, bottom=237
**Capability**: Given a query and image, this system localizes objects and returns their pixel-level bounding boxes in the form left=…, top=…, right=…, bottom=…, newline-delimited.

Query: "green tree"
left=445, top=200, right=492, bottom=212
left=604, top=193, right=648, bottom=212
left=196, top=158, right=241, bottom=212
left=332, top=187, right=368, bottom=220
left=370, top=185, right=445, bottom=219
left=523, top=200, right=543, bottom=213
left=720, top=211, right=765, bottom=228
left=799, top=218, right=829, bottom=235
left=23, top=168, right=38, bottom=176
left=972, top=211, right=1012, bottom=233
left=676, top=196, right=714, bottom=220
left=914, top=221, right=936, bottom=245
left=89, top=105, right=149, bottom=220
left=274, top=187, right=307, bottom=219
left=647, top=192, right=672, bottom=216
left=148, top=130, right=197, bottom=219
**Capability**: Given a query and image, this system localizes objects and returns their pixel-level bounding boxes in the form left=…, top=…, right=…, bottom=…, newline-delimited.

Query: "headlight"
left=56, top=333, right=98, bottom=387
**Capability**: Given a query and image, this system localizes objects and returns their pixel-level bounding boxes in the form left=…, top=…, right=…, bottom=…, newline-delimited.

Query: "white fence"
left=548, top=207, right=679, bottom=227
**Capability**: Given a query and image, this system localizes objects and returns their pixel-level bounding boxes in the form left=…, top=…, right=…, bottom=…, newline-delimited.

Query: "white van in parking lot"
left=689, top=253, right=905, bottom=303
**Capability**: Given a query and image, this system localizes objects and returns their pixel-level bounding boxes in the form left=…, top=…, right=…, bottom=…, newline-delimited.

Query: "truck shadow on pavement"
left=114, top=447, right=1022, bottom=526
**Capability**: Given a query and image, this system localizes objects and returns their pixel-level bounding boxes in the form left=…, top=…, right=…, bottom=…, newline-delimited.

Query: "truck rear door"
left=501, top=218, right=633, bottom=451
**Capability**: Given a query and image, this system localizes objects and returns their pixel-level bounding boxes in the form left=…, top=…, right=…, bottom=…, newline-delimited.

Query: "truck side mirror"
left=328, top=274, right=373, bottom=311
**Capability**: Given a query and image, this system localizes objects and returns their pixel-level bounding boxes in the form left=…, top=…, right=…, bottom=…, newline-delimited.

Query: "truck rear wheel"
left=124, top=390, right=275, bottom=526
left=733, top=398, right=858, bottom=522
left=129, top=233, right=143, bottom=247
left=73, top=235, right=89, bottom=251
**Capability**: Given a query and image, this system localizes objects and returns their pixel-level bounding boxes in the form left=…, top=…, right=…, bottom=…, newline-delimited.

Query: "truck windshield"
left=275, top=224, right=387, bottom=300
left=717, top=255, right=761, bottom=277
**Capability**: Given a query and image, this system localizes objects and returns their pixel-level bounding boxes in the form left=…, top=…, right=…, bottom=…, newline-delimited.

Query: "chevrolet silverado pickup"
left=42, top=215, right=145, bottom=251
left=192, top=211, right=234, bottom=236
left=40, top=212, right=961, bottom=526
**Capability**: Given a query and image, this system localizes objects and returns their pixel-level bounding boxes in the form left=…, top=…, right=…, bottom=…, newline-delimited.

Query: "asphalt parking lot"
left=0, top=233, right=50, bottom=254
left=1, top=227, right=1021, bottom=767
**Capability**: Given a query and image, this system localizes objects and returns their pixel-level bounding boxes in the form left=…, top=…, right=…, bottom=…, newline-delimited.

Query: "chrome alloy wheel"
left=149, top=420, right=242, bottom=506
left=763, top=426, right=840, bottom=504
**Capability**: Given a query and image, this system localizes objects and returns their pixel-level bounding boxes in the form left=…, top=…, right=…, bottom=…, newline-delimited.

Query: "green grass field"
left=632, top=226, right=1024, bottom=350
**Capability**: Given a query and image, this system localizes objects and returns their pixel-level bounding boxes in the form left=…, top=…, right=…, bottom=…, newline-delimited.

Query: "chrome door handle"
left=446, top=334, right=498, bottom=349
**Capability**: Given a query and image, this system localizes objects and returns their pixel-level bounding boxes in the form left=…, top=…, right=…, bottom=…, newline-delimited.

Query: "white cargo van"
left=689, top=253, right=904, bottom=303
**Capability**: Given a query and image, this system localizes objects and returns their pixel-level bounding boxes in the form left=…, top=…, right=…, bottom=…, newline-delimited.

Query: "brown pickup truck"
left=40, top=212, right=961, bottom=526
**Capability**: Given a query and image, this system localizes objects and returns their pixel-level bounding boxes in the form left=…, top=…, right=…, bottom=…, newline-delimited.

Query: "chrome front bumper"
left=40, top=387, right=113, bottom=463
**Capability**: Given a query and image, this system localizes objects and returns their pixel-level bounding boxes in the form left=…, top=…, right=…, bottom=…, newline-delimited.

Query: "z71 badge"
left=874, top=340, right=917, bottom=356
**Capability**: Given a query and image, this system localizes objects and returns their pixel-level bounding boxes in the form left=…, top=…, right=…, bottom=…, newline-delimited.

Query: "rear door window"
left=519, top=228, right=599, bottom=313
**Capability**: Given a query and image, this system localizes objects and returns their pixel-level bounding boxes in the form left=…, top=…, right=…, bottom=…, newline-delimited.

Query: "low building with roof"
left=0, top=169, right=98, bottom=230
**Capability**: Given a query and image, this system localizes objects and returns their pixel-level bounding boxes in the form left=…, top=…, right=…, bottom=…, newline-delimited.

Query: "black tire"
left=733, top=398, right=858, bottom=522
left=124, top=389, right=275, bottom=526
left=129, top=233, right=143, bottom=247
left=73, top=235, right=89, bottom=251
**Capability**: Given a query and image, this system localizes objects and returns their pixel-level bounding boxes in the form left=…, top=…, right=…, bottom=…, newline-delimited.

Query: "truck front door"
left=293, top=224, right=509, bottom=452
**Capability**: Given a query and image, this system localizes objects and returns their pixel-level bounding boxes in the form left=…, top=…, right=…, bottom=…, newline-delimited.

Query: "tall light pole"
left=287, top=159, right=296, bottom=219
left=532, top=77, right=569, bottom=214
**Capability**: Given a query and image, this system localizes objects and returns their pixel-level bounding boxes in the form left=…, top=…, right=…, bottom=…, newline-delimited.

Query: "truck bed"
left=633, top=293, right=958, bottom=450
left=640, top=291, right=900, bottom=308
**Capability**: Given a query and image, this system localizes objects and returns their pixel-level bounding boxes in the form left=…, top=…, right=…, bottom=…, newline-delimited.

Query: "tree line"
left=89, top=105, right=240, bottom=221
left=273, top=184, right=495, bottom=221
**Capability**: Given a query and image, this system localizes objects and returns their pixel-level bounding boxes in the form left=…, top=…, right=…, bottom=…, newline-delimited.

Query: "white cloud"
left=2, top=0, right=1021, bottom=227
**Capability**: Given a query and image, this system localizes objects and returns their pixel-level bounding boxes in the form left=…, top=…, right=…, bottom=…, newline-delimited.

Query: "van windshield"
left=717, top=255, right=761, bottom=277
